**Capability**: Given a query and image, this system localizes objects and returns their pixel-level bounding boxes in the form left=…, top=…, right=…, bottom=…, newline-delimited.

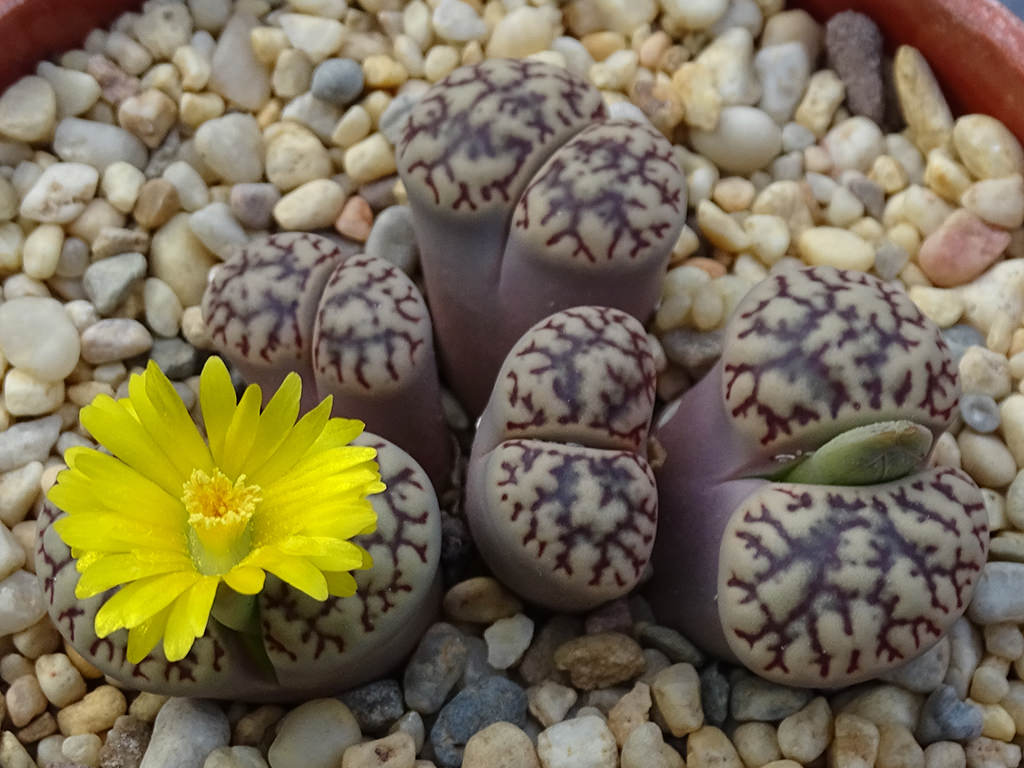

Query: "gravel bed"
left=0, top=0, right=1022, bottom=766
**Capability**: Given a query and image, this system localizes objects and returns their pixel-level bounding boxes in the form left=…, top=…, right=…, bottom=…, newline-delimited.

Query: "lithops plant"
left=36, top=433, right=441, bottom=700
left=648, top=265, right=989, bottom=687
left=465, top=306, right=659, bottom=610
left=202, top=232, right=451, bottom=488
left=397, top=58, right=686, bottom=415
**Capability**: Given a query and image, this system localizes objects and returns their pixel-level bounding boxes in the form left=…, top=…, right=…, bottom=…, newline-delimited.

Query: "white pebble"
left=19, top=162, right=99, bottom=223
left=3, top=369, right=64, bottom=417
left=0, top=297, right=80, bottom=382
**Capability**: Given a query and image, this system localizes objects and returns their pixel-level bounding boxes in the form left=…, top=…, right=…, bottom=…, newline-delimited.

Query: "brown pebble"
left=335, top=196, right=374, bottom=242
left=117, top=88, right=178, bottom=149
left=233, top=704, right=286, bottom=746
left=86, top=55, right=140, bottom=106
left=57, top=685, right=127, bottom=735
left=63, top=641, right=103, bottom=680
left=133, top=179, right=180, bottom=229
left=520, top=616, right=583, bottom=686
left=91, top=227, right=150, bottom=260
left=17, top=711, right=57, bottom=743
left=554, top=632, right=646, bottom=690
left=443, top=577, right=523, bottom=624
left=684, top=257, right=727, bottom=278
left=825, top=11, right=885, bottom=124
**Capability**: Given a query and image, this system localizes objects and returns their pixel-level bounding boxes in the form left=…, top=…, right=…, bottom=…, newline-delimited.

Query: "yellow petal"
left=220, top=383, right=262, bottom=480
left=223, top=565, right=266, bottom=595
left=324, top=570, right=357, bottom=597
left=134, top=361, right=214, bottom=478
left=274, top=536, right=365, bottom=568
left=241, top=372, right=302, bottom=476
left=162, top=577, right=217, bottom=661
left=80, top=395, right=186, bottom=497
left=126, top=605, right=172, bottom=664
left=247, top=397, right=333, bottom=488
left=246, top=551, right=328, bottom=600
left=75, top=552, right=193, bottom=598
left=308, top=417, right=366, bottom=452
left=94, top=572, right=200, bottom=635
left=56, top=514, right=187, bottom=554
left=199, top=357, right=237, bottom=468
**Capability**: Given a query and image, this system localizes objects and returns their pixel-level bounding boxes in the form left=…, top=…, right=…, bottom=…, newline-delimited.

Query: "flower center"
left=182, top=468, right=261, bottom=575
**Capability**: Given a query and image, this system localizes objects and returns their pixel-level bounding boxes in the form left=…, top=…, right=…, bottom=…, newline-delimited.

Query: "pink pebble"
left=917, top=208, right=1011, bottom=287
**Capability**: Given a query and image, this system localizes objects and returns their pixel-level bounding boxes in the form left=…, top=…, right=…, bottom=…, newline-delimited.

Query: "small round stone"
left=311, top=58, right=364, bottom=107
left=960, top=393, right=1001, bottom=434
left=0, top=298, right=80, bottom=382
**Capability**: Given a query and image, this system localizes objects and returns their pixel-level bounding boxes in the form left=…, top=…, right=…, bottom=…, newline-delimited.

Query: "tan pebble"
left=778, top=696, right=831, bottom=763
left=0, top=730, right=35, bottom=768
left=752, top=180, right=816, bottom=238
left=650, top=663, right=702, bottom=737
left=127, top=691, right=167, bottom=722
left=761, top=762, right=802, bottom=768
left=922, top=741, right=966, bottom=768
left=341, top=731, right=415, bottom=768
left=133, top=178, right=180, bottom=229
left=344, top=133, right=397, bottom=185
left=907, top=285, right=963, bottom=328
left=917, top=209, right=1010, bottom=288
left=924, top=149, right=972, bottom=203
left=272, top=49, right=313, bottom=99
left=620, top=721, right=684, bottom=768
left=35, top=653, right=86, bottom=708
left=669, top=226, right=700, bottom=264
left=876, top=723, right=924, bottom=768
left=6, top=674, right=48, bottom=728
left=837, top=685, right=923, bottom=732
left=18, top=711, right=57, bottom=743
left=953, top=115, right=1024, bottom=180
left=1, top=654, right=34, bottom=685
left=977, top=702, right=1015, bottom=741
left=172, top=46, right=210, bottom=92
left=68, top=199, right=126, bottom=244
left=696, top=200, right=749, bottom=252
left=607, top=682, right=651, bottom=747
left=965, top=735, right=1021, bottom=767
left=117, top=88, right=177, bottom=149
left=485, top=7, right=557, bottom=59
left=527, top=680, right=577, bottom=728
left=983, top=624, right=1024, bottom=661
left=691, top=288, right=724, bottom=330
left=250, top=26, right=289, bottom=65
left=442, top=577, right=522, bottom=623
left=795, top=69, right=845, bottom=139
left=958, top=430, right=1017, bottom=489
left=462, top=722, right=539, bottom=768
left=274, top=179, right=347, bottom=230
left=870, top=155, right=910, bottom=194
left=684, top=257, right=726, bottom=279
left=797, top=226, right=874, bottom=271
left=712, top=177, right=755, bottom=212
left=334, top=196, right=373, bottom=242
left=640, top=31, right=672, bottom=69
left=332, top=104, right=373, bottom=149
left=423, top=46, right=460, bottom=83
left=733, top=722, right=781, bottom=768
left=687, top=725, right=743, bottom=768
left=363, top=56, right=407, bottom=89
left=553, top=633, right=646, bottom=690
left=671, top=61, right=721, bottom=132
left=894, top=45, right=954, bottom=155
left=56, top=685, right=127, bottom=735
left=961, top=175, right=1024, bottom=230
left=829, top=713, right=880, bottom=768
left=12, top=619, right=60, bottom=660
left=581, top=31, right=626, bottom=62
left=888, top=222, right=921, bottom=257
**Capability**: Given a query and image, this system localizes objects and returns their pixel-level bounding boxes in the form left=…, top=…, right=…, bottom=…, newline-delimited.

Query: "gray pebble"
left=0, top=414, right=61, bottom=472
left=280, top=92, right=341, bottom=143
left=873, top=240, right=910, bottom=282
left=781, top=122, right=815, bottom=152
left=81, top=318, right=153, bottom=364
left=878, top=636, right=950, bottom=693
left=53, top=117, right=148, bottom=171
left=403, top=623, right=468, bottom=714
left=429, top=676, right=527, bottom=768
left=340, top=680, right=405, bottom=734
left=825, top=10, right=885, bottom=124
left=229, top=183, right=280, bottom=231
left=729, top=674, right=812, bottom=722
left=145, top=129, right=181, bottom=179
left=55, top=237, right=90, bottom=278
left=584, top=598, right=633, bottom=636
left=359, top=176, right=401, bottom=213
left=968, top=562, right=1024, bottom=624
left=83, top=252, right=147, bottom=315
left=699, top=663, right=730, bottom=727
left=942, top=324, right=985, bottom=363
left=637, top=624, right=704, bottom=666
left=771, top=150, right=803, bottom=181
left=915, top=684, right=984, bottom=745
left=310, top=58, right=364, bottom=107
left=139, top=699, right=228, bottom=768
left=149, top=338, right=198, bottom=379
left=460, top=635, right=500, bottom=689
left=519, top=615, right=582, bottom=686
left=846, top=176, right=886, bottom=220
left=960, top=393, right=1001, bottom=433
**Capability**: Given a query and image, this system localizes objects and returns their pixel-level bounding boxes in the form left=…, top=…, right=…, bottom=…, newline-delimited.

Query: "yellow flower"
left=48, top=356, right=384, bottom=664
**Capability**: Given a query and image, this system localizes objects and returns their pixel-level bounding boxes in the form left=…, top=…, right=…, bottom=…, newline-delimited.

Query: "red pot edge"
left=0, top=0, right=1021, bottom=139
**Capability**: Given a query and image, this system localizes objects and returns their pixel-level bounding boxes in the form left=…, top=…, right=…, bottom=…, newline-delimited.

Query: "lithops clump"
left=36, top=434, right=441, bottom=700
left=648, top=265, right=989, bottom=687
left=397, top=58, right=686, bottom=415
left=202, top=232, right=451, bottom=488
left=465, top=306, right=658, bottom=611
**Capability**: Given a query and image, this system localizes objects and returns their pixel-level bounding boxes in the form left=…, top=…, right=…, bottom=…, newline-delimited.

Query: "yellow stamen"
left=182, top=468, right=261, bottom=575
